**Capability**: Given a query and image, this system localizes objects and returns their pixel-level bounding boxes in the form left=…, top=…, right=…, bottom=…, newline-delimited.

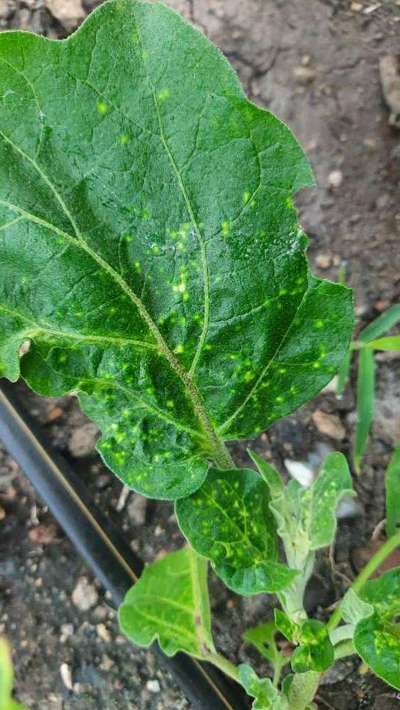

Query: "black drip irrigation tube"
left=0, top=380, right=250, bottom=710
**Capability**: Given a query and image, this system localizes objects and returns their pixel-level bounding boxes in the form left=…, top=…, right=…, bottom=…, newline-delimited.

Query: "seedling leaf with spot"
left=251, top=452, right=354, bottom=621
left=291, top=620, right=334, bottom=674
left=239, top=665, right=289, bottom=709
left=353, top=568, right=400, bottom=690
left=118, top=547, right=214, bottom=658
left=0, top=0, right=353, bottom=499
left=176, top=468, right=296, bottom=595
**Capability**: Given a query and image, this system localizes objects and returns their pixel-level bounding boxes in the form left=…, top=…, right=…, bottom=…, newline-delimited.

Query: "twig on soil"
left=116, top=485, right=130, bottom=512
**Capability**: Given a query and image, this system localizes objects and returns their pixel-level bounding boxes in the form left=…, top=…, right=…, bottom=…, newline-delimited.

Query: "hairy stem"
left=327, top=529, right=400, bottom=633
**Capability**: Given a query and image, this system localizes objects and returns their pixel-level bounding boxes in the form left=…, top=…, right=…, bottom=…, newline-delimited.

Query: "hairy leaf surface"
left=239, top=665, right=289, bottom=710
left=118, top=547, right=214, bottom=658
left=353, top=568, right=400, bottom=690
left=0, top=0, right=353, bottom=498
left=176, top=468, right=296, bottom=594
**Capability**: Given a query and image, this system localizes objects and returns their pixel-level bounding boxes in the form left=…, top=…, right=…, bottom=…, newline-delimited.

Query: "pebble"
left=328, top=169, right=343, bottom=189
left=72, top=576, right=98, bottom=611
left=293, top=66, right=316, bottom=84
left=60, top=623, right=74, bottom=643
left=127, top=494, right=147, bottom=526
left=315, top=252, right=332, bottom=269
left=336, top=496, right=363, bottom=519
left=146, top=679, right=161, bottom=693
left=379, top=55, right=400, bottom=128
left=45, top=0, right=85, bottom=30
left=60, top=662, right=73, bottom=690
left=284, top=459, right=314, bottom=487
left=96, top=623, right=111, bottom=643
left=351, top=2, right=363, bottom=10
left=312, top=410, right=346, bottom=441
left=68, top=422, right=98, bottom=457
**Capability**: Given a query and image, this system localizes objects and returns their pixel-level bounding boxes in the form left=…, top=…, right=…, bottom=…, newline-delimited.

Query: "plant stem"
left=205, top=652, right=240, bottom=682
left=327, top=529, right=400, bottom=632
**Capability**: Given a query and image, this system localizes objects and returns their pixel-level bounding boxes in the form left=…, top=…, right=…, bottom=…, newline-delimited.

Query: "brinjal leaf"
left=0, top=0, right=353, bottom=498
left=353, top=568, right=400, bottom=690
left=252, top=452, right=354, bottom=561
left=291, top=620, right=334, bottom=673
left=239, top=665, right=289, bottom=710
left=118, top=547, right=214, bottom=658
left=386, top=445, right=400, bottom=538
left=243, top=621, right=290, bottom=671
left=176, top=468, right=296, bottom=595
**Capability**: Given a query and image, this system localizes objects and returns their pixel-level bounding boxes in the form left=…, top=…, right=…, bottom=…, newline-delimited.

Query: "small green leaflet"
left=386, top=446, right=400, bottom=538
left=0, top=638, right=24, bottom=710
left=0, top=0, right=353, bottom=499
left=291, top=620, right=334, bottom=673
left=118, top=547, right=214, bottom=658
left=251, top=451, right=354, bottom=556
left=354, top=348, right=375, bottom=474
left=239, top=665, right=289, bottom=710
left=361, top=336, right=400, bottom=350
left=176, top=468, right=296, bottom=595
left=274, top=609, right=299, bottom=642
left=243, top=621, right=290, bottom=677
left=352, top=568, right=400, bottom=690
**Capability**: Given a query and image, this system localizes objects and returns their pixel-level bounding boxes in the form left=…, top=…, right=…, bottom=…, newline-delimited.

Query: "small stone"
left=336, top=496, right=363, bottom=519
left=100, top=654, right=114, bottom=672
left=379, top=55, right=400, bottom=128
left=146, top=680, right=161, bottom=693
left=312, top=410, right=346, bottom=441
left=60, top=624, right=74, bottom=643
left=28, top=523, right=58, bottom=545
left=0, top=505, right=5, bottom=521
left=284, top=459, right=314, bottom=487
left=315, top=253, right=332, bottom=269
left=328, top=169, right=343, bottom=188
left=60, top=663, right=73, bottom=690
left=293, top=66, right=316, bottom=84
left=68, top=422, right=98, bottom=457
left=351, top=2, right=363, bottom=10
left=127, top=494, right=147, bottom=526
left=72, top=576, right=98, bottom=611
left=45, top=405, right=64, bottom=422
left=321, top=376, right=339, bottom=394
left=45, top=0, right=85, bottom=31
left=96, top=623, right=111, bottom=642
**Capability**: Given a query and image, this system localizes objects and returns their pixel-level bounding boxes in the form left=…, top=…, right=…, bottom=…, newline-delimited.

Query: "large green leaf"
left=0, top=0, right=353, bottom=498
left=176, top=468, right=296, bottom=595
left=353, top=568, right=400, bottom=690
left=118, top=547, right=214, bottom=658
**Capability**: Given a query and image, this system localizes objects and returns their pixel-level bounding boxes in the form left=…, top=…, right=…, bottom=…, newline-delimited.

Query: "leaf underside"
left=176, top=467, right=296, bottom=595
left=0, top=0, right=353, bottom=498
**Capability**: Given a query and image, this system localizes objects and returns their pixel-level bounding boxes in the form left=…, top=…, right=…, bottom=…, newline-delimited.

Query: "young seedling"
left=0, top=1, right=399, bottom=706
